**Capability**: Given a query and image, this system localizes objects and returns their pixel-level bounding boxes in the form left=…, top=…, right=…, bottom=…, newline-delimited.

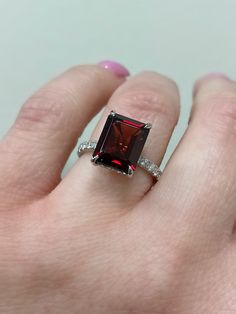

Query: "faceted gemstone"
left=92, top=112, right=151, bottom=175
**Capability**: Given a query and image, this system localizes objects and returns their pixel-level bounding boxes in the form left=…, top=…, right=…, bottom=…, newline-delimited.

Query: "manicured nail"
left=98, top=60, right=130, bottom=78
left=193, top=72, right=231, bottom=96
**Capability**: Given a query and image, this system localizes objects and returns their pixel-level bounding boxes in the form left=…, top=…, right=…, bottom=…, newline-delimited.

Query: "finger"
left=147, top=74, right=236, bottom=244
left=0, top=62, right=128, bottom=204
left=57, top=71, right=180, bottom=213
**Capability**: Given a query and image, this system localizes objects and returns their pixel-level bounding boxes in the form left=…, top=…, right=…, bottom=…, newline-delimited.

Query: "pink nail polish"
left=193, top=72, right=231, bottom=96
left=98, top=60, right=130, bottom=78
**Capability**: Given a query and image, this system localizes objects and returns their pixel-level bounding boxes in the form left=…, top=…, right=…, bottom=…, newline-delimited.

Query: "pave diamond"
left=137, top=156, right=162, bottom=180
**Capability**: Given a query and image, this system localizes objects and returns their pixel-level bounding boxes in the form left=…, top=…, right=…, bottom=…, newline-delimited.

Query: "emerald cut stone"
left=92, top=112, right=151, bottom=176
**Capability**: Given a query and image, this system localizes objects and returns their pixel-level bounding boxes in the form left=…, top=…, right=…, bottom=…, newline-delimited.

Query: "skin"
left=0, top=64, right=235, bottom=313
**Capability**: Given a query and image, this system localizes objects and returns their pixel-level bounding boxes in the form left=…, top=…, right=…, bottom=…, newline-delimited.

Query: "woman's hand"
left=0, top=62, right=235, bottom=313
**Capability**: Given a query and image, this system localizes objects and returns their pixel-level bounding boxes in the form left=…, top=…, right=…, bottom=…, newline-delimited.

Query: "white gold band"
left=77, top=140, right=162, bottom=181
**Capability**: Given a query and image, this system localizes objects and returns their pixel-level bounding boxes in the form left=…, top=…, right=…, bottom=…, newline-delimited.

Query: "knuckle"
left=196, top=91, right=236, bottom=137
left=15, top=88, right=73, bottom=132
left=139, top=70, right=179, bottom=90
left=110, top=89, right=179, bottom=124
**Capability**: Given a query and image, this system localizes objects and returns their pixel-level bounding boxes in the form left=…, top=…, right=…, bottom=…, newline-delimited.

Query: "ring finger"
left=58, top=71, right=180, bottom=211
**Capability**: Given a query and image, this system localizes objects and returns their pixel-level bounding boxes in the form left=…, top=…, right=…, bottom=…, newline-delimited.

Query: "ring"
left=77, top=111, right=162, bottom=181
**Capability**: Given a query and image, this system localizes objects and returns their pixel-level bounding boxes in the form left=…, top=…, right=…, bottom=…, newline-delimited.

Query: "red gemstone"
left=92, top=112, right=150, bottom=175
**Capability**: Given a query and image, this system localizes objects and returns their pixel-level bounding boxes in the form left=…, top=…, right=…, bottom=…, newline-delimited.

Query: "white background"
left=0, top=0, right=236, bottom=168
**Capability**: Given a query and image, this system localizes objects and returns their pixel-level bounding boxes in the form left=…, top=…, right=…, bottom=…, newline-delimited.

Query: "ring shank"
left=78, top=141, right=162, bottom=181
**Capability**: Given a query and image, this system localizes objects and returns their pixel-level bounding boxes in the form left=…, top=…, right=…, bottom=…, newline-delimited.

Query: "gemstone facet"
left=92, top=111, right=151, bottom=176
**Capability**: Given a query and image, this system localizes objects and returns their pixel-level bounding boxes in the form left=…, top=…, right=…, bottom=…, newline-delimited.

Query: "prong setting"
left=128, top=165, right=134, bottom=177
left=110, top=110, right=116, bottom=117
left=91, top=155, right=99, bottom=164
left=144, top=123, right=152, bottom=129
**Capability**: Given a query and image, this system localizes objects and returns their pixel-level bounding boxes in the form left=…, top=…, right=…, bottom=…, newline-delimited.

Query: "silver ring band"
left=78, top=140, right=162, bottom=181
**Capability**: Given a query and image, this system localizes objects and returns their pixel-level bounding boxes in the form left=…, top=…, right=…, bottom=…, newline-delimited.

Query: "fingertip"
left=193, top=72, right=231, bottom=97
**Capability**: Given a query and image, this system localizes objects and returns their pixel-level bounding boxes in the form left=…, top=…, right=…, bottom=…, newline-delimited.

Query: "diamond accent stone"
left=136, top=156, right=162, bottom=180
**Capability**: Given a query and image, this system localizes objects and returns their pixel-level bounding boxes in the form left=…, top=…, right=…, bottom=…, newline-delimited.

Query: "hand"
left=0, top=62, right=235, bottom=314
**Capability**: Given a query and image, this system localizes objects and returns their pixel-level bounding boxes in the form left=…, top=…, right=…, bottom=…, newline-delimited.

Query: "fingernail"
left=193, top=72, right=231, bottom=96
left=98, top=60, right=130, bottom=78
